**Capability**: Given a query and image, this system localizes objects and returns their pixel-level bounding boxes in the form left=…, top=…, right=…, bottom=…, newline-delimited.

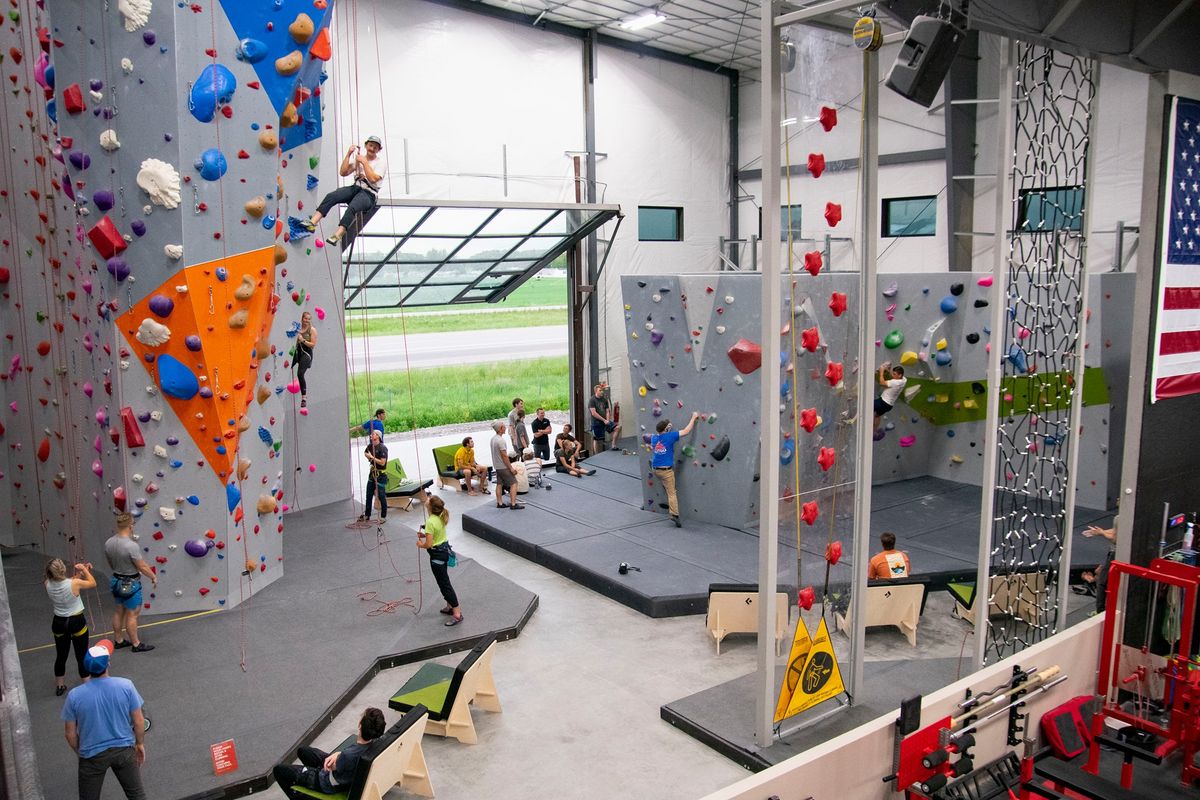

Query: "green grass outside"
left=348, top=356, right=569, bottom=434
left=347, top=276, right=567, bottom=316
left=346, top=307, right=566, bottom=337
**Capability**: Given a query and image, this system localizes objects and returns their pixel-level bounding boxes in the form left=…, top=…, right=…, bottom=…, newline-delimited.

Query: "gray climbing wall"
left=0, top=1, right=346, bottom=612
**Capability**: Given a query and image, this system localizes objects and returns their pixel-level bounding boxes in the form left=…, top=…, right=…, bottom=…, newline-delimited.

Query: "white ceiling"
left=473, top=0, right=907, bottom=73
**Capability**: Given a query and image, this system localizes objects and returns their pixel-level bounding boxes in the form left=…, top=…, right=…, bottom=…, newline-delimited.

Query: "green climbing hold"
left=884, top=329, right=904, bottom=349
left=294, top=288, right=305, bottom=305
left=707, top=413, right=717, bottom=424
left=681, top=444, right=696, bottom=458
left=904, top=304, right=911, bottom=311
left=36, top=311, right=47, bottom=323
left=309, top=156, right=320, bottom=169
left=273, top=441, right=282, bottom=452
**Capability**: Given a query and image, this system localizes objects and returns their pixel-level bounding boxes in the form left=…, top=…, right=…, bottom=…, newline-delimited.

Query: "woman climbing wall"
left=295, top=311, right=317, bottom=408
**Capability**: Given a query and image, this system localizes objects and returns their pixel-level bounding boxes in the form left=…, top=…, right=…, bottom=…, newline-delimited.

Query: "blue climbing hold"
left=196, top=148, right=228, bottom=181
left=1007, top=344, right=1029, bottom=374
left=215, top=267, right=228, bottom=282
left=235, top=38, right=268, bottom=64
left=187, top=495, right=200, bottom=505
left=262, top=215, right=276, bottom=230
left=780, top=438, right=795, bottom=466
left=258, top=426, right=274, bottom=446
left=170, top=459, right=183, bottom=469
left=306, top=174, right=319, bottom=191
left=157, top=354, right=200, bottom=400
left=935, top=351, right=953, bottom=366
left=188, top=64, right=237, bottom=123
left=939, top=295, right=958, bottom=315
left=226, top=481, right=241, bottom=514
left=287, top=216, right=312, bottom=241
left=215, top=444, right=227, bottom=455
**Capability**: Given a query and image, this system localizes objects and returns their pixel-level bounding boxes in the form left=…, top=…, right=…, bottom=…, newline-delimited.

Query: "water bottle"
left=1184, top=523, right=1195, bottom=551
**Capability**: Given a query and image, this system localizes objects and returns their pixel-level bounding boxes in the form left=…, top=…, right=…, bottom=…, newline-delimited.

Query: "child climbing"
left=294, top=311, right=317, bottom=408
left=873, top=362, right=906, bottom=440
left=301, top=135, right=386, bottom=247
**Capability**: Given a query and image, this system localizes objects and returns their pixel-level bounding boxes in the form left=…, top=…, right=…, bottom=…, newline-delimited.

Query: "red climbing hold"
left=799, top=407, right=818, bottom=433
left=825, top=540, right=842, bottom=566
left=113, top=486, right=126, bottom=511
left=807, top=152, right=825, bottom=179
left=727, top=338, right=762, bottom=375
left=0, top=267, right=9, bottom=283
left=801, top=501, right=819, bottom=526
left=829, top=292, right=848, bottom=317
left=803, top=250, right=822, bottom=276
left=798, top=585, right=815, bottom=610
left=825, top=361, right=844, bottom=386
left=87, top=216, right=127, bottom=259
left=62, top=83, right=85, bottom=114
left=36, top=340, right=50, bottom=356
left=310, top=27, right=332, bottom=61
left=120, top=406, right=145, bottom=448
left=817, top=446, right=836, bottom=472
left=824, top=202, right=842, bottom=227
left=199, top=587, right=210, bottom=596
left=818, top=105, right=838, bottom=131
left=37, top=437, right=50, bottom=462
left=801, top=326, right=820, bottom=352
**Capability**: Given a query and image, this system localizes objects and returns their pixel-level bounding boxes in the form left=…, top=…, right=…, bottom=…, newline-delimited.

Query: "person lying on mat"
left=273, top=707, right=385, bottom=797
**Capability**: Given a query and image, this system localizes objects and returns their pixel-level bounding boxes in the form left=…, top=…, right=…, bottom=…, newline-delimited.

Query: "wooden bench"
left=950, top=571, right=1048, bottom=625
left=835, top=580, right=927, bottom=646
left=705, top=584, right=790, bottom=656
left=382, top=460, right=434, bottom=513
left=431, top=444, right=492, bottom=492
left=291, top=704, right=434, bottom=800
left=388, top=632, right=502, bottom=745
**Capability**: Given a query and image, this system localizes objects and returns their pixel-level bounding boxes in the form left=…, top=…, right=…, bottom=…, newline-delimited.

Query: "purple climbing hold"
left=166, top=436, right=179, bottom=446
left=184, top=539, right=210, bottom=558
left=106, top=257, right=130, bottom=282
left=185, top=335, right=202, bottom=352
left=650, top=329, right=664, bottom=346
left=142, top=30, right=157, bottom=46
left=92, top=189, right=114, bottom=211
left=137, top=411, right=151, bottom=423
left=148, top=294, right=174, bottom=318
left=68, top=150, right=91, bottom=170
left=130, top=219, right=147, bottom=237
left=89, top=79, right=103, bottom=92
left=198, top=386, right=214, bottom=399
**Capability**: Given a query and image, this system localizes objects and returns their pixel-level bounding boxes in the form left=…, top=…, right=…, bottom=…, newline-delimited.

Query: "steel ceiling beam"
left=1130, top=0, right=1196, bottom=59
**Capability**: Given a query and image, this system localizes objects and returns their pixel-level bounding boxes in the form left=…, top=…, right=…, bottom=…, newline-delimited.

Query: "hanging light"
left=620, top=10, right=667, bottom=30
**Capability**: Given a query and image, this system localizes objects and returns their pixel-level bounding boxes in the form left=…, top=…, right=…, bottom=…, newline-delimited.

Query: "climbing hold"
left=256, top=495, right=278, bottom=514
left=798, top=585, right=816, bottom=611
left=136, top=159, right=181, bottom=209
left=807, top=152, right=825, bottom=179
left=803, top=250, right=822, bottom=276
left=156, top=354, right=199, bottom=400
left=825, top=541, right=842, bottom=566
left=234, top=275, right=255, bottom=301
left=829, top=292, right=848, bottom=317
left=184, top=335, right=202, bottom=352
left=258, top=130, right=278, bottom=150
left=727, top=338, right=762, bottom=374
left=950, top=455, right=963, bottom=464
left=244, top=196, right=266, bottom=217
left=801, top=501, right=819, bottom=525
left=817, top=447, right=836, bottom=471
left=799, top=408, right=819, bottom=433
left=310, top=27, right=333, bottom=60
left=800, top=326, right=820, bottom=352
left=63, top=83, right=86, bottom=114
left=965, top=332, right=980, bottom=344
left=825, top=361, right=843, bottom=387
left=899, top=435, right=916, bottom=447
left=882, top=282, right=898, bottom=298
left=977, top=275, right=993, bottom=287
left=118, top=0, right=151, bottom=31
left=711, top=436, right=731, bottom=461
left=106, top=256, right=131, bottom=282
left=165, top=244, right=183, bottom=260
left=934, top=351, right=952, bottom=366
left=650, top=329, right=664, bottom=346
left=818, top=106, right=838, bottom=131
left=281, top=102, right=299, bottom=127
left=135, top=319, right=170, bottom=347
left=974, top=299, right=989, bottom=308
left=1007, top=344, right=1029, bottom=374
left=148, top=294, right=174, bottom=318
left=226, top=482, right=241, bottom=514
left=184, top=539, right=210, bottom=558
left=289, top=13, right=315, bottom=43
left=824, top=202, right=842, bottom=227
left=89, top=217, right=128, bottom=259
left=196, top=148, right=228, bottom=181
left=188, top=64, right=237, bottom=123
left=935, top=338, right=947, bottom=351
left=883, top=330, right=904, bottom=349
left=899, top=350, right=918, bottom=365
left=229, top=309, right=249, bottom=329
left=275, top=50, right=303, bottom=76
left=971, top=381, right=985, bottom=394
left=236, top=37, right=268, bottom=63
left=940, top=295, right=958, bottom=314
left=780, top=438, right=795, bottom=465
left=950, top=282, right=964, bottom=296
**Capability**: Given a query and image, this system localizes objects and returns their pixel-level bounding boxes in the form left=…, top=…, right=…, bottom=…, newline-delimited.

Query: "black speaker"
left=885, top=15, right=964, bottom=108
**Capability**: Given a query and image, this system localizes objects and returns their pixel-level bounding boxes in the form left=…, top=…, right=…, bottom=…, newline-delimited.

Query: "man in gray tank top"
left=104, top=513, right=156, bottom=653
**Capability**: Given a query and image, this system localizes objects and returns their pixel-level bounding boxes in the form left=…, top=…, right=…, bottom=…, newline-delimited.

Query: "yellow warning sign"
left=773, top=616, right=845, bottom=723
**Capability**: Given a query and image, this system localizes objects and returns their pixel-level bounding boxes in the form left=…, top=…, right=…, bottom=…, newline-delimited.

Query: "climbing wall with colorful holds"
left=0, top=0, right=345, bottom=613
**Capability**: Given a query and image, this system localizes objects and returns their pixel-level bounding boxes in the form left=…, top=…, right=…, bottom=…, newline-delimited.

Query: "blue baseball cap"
left=83, top=641, right=113, bottom=675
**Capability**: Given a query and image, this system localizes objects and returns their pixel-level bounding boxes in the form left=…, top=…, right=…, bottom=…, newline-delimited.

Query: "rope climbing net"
left=985, top=44, right=1095, bottom=662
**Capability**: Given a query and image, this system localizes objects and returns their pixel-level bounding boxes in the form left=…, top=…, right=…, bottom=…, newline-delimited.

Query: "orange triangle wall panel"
left=118, top=247, right=279, bottom=481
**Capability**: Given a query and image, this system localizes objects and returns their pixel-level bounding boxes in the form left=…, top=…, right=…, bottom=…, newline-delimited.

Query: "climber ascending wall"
left=300, top=135, right=385, bottom=247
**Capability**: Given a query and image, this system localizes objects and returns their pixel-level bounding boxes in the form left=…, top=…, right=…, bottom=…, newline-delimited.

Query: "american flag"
left=1152, top=97, right=1200, bottom=402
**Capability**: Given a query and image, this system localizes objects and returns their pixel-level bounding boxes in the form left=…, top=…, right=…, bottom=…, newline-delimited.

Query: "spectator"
left=105, top=514, right=155, bottom=653
left=418, top=496, right=464, bottom=626
left=294, top=311, right=317, bottom=409
left=873, top=363, right=907, bottom=440
left=359, top=430, right=389, bottom=524
left=351, top=408, right=386, bottom=438
left=523, top=447, right=543, bottom=488
left=453, top=436, right=488, bottom=495
left=1079, top=521, right=1117, bottom=613
left=867, top=532, right=911, bottom=579
left=490, top=421, right=524, bottom=510
left=508, top=398, right=530, bottom=454
left=530, top=407, right=552, bottom=461
left=62, top=640, right=148, bottom=800
left=273, top=707, right=386, bottom=797
left=651, top=412, right=699, bottom=527
left=45, top=558, right=96, bottom=695
left=588, top=383, right=621, bottom=453
left=300, top=136, right=386, bottom=247
left=555, top=436, right=585, bottom=477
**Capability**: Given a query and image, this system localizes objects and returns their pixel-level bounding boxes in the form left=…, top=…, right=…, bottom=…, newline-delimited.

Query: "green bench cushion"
left=292, top=788, right=348, bottom=800
left=389, top=663, right=455, bottom=718
left=432, top=445, right=459, bottom=476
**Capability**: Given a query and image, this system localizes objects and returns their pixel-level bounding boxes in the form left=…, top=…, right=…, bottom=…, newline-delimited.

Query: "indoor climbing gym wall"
left=0, top=0, right=347, bottom=614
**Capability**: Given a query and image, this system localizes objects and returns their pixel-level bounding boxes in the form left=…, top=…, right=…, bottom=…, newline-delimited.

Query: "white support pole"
left=975, top=38, right=1017, bottom=669
left=847, top=47, right=879, bottom=703
left=1055, top=59, right=1100, bottom=633
left=755, top=0, right=784, bottom=746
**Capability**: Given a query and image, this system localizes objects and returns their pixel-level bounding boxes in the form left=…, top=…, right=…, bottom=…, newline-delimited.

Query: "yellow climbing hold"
left=950, top=455, right=963, bottom=464
left=275, top=50, right=303, bottom=76
left=638, top=386, right=648, bottom=396
left=288, top=13, right=314, bottom=44
left=935, top=338, right=947, bottom=351
left=900, top=350, right=918, bottom=365
left=935, top=393, right=949, bottom=403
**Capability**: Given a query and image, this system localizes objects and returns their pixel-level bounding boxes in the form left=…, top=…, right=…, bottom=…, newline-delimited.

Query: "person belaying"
left=360, top=430, right=389, bottom=524
left=651, top=412, right=699, bottom=528
left=44, top=558, right=96, bottom=695
left=300, top=135, right=386, bottom=247
left=417, top=496, right=465, bottom=626
left=294, top=311, right=317, bottom=409
left=105, top=514, right=156, bottom=653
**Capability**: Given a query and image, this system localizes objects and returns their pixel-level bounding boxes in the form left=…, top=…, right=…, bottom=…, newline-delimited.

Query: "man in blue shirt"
left=651, top=411, right=698, bottom=528
left=352, top=407, right=386, bottom=437
left=62, top=641, right=147, bottom=800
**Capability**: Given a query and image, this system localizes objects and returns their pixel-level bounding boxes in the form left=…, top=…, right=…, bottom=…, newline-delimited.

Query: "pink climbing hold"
left=977, top=275, right=993, bottom=287
left=314, top=306, right=326, bottom=321
left=91, top=460, right=103, bottom=477
left=727, top=338, right=762, bottom=374
left=899, top=435, right=916, bottom=447
left=286, top=380, right=301, bottom=394
left=82, top=382, right=93, bottom=397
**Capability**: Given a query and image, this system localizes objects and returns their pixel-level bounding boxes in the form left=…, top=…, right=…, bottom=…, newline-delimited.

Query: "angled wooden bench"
left=388, top=632, right=502, bottom=745
left=950, top=571, right=1048, bottom=626
left=382, top=459, right=434, bottom=513
left=835, top=580, right=927, bottom=647
left=705, top=584, right=790, bottom=656
left=431, top=444, right=492, bottom=493
left=290, top=704, right=434, bottom=800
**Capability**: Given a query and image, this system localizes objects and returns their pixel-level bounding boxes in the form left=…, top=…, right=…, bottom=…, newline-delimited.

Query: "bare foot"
left=467, top=490, right=478, bottom=496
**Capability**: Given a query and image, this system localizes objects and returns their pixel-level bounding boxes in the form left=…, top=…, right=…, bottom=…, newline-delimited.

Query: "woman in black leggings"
left=295, top=311, right=317, bottom=408
left=44, top=559, right=95, bottom=695
left=416, top=496, right=463, bottom=626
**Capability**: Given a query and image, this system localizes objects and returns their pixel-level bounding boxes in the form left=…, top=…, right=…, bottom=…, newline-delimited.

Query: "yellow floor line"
left=17, top=608, right=223, bottom=654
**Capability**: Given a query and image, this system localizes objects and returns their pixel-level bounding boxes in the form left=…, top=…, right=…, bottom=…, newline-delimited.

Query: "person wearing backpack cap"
left=301, top=135, right=386, bottom=246
left=61, top=639, right=148, bottom=800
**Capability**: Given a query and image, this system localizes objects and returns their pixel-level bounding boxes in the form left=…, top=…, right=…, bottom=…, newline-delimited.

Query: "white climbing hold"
left=135, top=318, right=171, bottom=346
left=158, top=506, right=176, bottom=521
left=644, top=322, right=654, bottom=331
left=89, top=89, right=103, bottom=103
left=119, top=360, right=130, bottom=371
left=121, top=58, right=134, bottom=74
left=131, top=473, right=144, bottom=483
left=734, top=375, right=744, bottom=385
left=99, top=130, right=121, bottom=152
left=652, top=293, right=662, bottom=303
left=153, top=445, right=167, bottom=458
left=119, top=0, right=152, bottom=31
left=164, top=244, right=183, bottom=260
left=136, top=158, right=182, bottom=209
left=725, top=295, right=734, bottom=304
left=150, top=410, right=162, bottom=422
left=715, top=325, right=726, bottom=334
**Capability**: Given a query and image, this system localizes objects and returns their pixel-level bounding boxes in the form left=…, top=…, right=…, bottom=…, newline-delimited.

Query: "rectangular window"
left=781, top=205, right=802, bottom=242
left=1018, top=186, right=1083, bottom=232
left=638, top=206, right=684, bottom=242
left=882, top=196, right=937, bottom=237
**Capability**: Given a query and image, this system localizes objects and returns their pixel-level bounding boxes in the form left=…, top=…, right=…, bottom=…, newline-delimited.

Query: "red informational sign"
left=210, top=739, right=239, bottom=776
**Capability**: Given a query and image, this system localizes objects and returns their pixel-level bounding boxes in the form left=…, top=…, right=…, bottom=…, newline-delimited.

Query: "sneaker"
left=378, top=517, right=387, bottom=524
left=325, top=232, right=342, bottom=246
left=444, top=614, right=464, bottom=627
left=358, top=514, right=369, bottom=522
left=113, top=640, right=132, bottom=649
left=873, top=429, right=886, bottom=441
left=510, top=503, right=526, bottom=510
left=299, top=218, right=316, bottom=232
left=300, top=398, right=307, bottom=408
left=131, top=643, right=155, bottom=653
left=672, top=515, right=682, bottom=528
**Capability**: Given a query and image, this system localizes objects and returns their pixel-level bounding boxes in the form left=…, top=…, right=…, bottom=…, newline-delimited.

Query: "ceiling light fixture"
left=620, top=10, right=667, bottom=31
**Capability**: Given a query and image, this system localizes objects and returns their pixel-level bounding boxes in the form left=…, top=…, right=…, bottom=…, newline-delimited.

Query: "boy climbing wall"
left=873, top=362, right=906, bottom=441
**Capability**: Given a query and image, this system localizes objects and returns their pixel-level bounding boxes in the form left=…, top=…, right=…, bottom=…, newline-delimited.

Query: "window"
left=781, top=205, right=802, bottom=242
left=1018, top=186, right=1083, bottom=232
left=882, top=196, right=937, bottom=237
left=638, top=206, right=683, bottom=242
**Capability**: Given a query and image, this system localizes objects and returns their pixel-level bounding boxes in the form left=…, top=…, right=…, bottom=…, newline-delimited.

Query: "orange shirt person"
left=867, top=532, right=911, bottom=580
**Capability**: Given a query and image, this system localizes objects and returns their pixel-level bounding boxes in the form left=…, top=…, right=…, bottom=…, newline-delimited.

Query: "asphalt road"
left=346, top=325, right=568, bottom=372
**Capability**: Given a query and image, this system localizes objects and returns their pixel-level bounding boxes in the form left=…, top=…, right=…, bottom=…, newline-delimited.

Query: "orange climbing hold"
left=309, top=27, right=332, bottom=61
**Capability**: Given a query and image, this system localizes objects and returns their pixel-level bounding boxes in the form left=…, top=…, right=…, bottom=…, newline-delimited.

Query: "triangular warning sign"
left=774, top=616, right=845, bottom=723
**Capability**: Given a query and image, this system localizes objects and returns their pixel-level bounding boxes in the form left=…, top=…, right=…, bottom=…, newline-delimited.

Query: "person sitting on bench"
left=453, top=436, right=488, bottom=495
left=272, top=707, right=386, bottom=798
left=867, top=532, right=911, bottom=580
